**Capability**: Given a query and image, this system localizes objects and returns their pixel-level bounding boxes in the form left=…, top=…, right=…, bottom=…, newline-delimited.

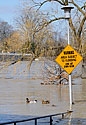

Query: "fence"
left=0, top=111, right=72, bottom=125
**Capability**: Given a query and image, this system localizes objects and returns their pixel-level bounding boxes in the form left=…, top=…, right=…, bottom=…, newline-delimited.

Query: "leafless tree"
left=0, top=21, right=14, bottom=52
left=23, top=0, right=86, bottom=54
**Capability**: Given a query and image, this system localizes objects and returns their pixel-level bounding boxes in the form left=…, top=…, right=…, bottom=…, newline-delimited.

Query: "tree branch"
left=81, top=5, right=86, bottom=10
left=77, top=16, right=86, bottom=38
left=36, top=0, right=65, bottom=11
left=44, top=17, right=65, bottom=26
left=36, top=17, right=65, bottom=32
left=65, top=0, right=68, bottom=5
left=52, top=0, right=65, bottom=5
left=70, top=0, right=85, bottom=16
left=69, top=18, right=77, bottom=38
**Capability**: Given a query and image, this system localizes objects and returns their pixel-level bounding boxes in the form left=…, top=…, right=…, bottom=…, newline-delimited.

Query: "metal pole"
left=35, top=119, right=37, bottom=125
left=50, top=116, right=52, bottom=125
left=68, top=20, right=72, bottom=110
left=69, top=73, right=72, bottom=109
left=62, top=113, right=64, bottom=119
left=68, top=20, right=70, bottom=45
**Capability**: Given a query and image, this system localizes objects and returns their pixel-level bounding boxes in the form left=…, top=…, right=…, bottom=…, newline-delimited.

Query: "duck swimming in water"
left=42, top=100, right=50, bottom=104
left=26, top=98, right=37, bottom=103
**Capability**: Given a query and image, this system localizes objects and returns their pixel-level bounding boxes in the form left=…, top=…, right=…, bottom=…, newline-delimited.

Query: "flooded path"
left=0, top=61, right=86, bottom=124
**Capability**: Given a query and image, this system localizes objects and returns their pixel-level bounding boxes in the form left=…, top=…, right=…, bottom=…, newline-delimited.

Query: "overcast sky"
left=0, top=0, right=21, bottom=26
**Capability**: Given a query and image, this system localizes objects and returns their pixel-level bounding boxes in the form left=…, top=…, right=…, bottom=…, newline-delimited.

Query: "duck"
left=42, top=100, right=50, bottom=104
left=52, top=104, right=56, bottom=107
left=40, top=82, right=44, bottom=85
left=26, top=98, right=37, bottom=103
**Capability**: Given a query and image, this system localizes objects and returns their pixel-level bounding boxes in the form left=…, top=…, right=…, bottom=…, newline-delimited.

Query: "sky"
left=0, top=0, right=21, bottom=26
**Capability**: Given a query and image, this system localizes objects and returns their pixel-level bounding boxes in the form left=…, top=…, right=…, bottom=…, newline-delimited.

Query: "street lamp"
left=61, top=6, right=74, bottom=45
left=61, top=6, right=74, bottom=110
left=61, top=6, right=74, bottom=19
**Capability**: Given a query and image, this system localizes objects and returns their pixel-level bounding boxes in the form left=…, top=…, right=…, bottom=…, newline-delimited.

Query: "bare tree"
left=6, top=31, right=23, bottom=53
left=15, top=8, right=56, bottom=55
left=14, top=7, right=59, bottom=69
left=0, top=21, right=13, bottom=52
left=23, top=0, right=86, bottom=54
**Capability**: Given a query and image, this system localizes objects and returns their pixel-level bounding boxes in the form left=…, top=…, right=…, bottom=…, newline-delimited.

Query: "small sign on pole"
left=55, top=45, right=83, bottom=74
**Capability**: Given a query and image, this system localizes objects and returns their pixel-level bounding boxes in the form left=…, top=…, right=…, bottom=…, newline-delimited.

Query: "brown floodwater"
left=0, top=61, right=86, bottom=124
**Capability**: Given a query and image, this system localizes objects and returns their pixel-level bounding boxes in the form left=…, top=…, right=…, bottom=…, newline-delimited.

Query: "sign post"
left=61, top=5, right=74, bottom=110
left=55, top=45, right=83, bottom=110
left=56, top=5, right=83, bottom=110
left=68, top=19, right=72, bottom=110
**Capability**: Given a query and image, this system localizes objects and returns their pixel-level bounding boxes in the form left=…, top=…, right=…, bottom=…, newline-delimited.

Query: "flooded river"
left=0, top=60, right=86, bottom=124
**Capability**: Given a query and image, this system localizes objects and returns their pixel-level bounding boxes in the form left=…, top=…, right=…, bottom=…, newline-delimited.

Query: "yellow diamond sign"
left=55, top=45, right=83, bottom=74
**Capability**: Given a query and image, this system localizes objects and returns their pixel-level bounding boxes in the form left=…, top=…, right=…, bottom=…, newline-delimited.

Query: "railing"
left=0, top=111, right=72, bottom=125
left=0, top=53, right=32, bottom=61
